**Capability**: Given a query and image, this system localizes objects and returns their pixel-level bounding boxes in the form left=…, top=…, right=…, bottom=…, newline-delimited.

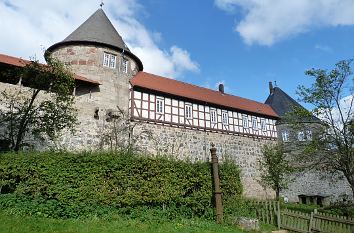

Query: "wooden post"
left=277, top=201, right=281, bottom=229
left=210, top=143, right=223, bottom=224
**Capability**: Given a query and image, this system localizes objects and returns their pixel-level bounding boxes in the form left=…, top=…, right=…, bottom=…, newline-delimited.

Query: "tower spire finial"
left=100, top=1, right=104, bottom=8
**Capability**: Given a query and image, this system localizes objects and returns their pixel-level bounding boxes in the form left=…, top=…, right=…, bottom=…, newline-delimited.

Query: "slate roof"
left=265, top=87, right=319, bottom=122
left=46, top=9, right=143, bottom=71
left=131, top=72, right=279, bottom=118
left=0, top=53, right=101, bottom=85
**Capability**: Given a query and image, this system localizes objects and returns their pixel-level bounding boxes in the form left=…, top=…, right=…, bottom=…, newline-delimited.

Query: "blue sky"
left=1, top=0, right=354, bottom=105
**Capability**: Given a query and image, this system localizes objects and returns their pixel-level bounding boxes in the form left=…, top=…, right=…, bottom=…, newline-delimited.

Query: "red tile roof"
left=0, top=53, right=101, bottom=85
left=131, top=72, right=279, bottom=118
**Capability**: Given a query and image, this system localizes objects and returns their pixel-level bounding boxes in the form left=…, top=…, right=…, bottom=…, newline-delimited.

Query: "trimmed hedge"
left=0, top=151, right=242, bottom=219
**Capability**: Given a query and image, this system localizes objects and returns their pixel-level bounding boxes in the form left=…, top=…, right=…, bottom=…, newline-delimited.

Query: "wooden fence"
left=248, top=201, right=354, bottom=233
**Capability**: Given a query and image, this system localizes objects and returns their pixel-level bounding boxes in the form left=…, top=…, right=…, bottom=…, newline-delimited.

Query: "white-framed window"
left=121, top=58, right=129, bottom=73
left=103, top=52, right=116, bottom=68
left=222, top=111, right=228, bottom=125
left=282, top=130, right=289, bottom=142
left=185, top=105, right=192, bottom=119
left=210, top=109, right=217, bottom=123
left=298, top=131, right=305, bottom=141
left=156, top=98, right=164, bottom=114
left=306, top=130, right=312, bottom=141
left=242, top=115, right=248, bottom=128
left=261, top=119, right=267, bottom=131
left=252, top=117, right=258, bottom=129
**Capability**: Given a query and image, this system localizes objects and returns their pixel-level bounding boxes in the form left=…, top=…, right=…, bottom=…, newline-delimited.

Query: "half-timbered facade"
left=130, top=72, right=278, bottom=139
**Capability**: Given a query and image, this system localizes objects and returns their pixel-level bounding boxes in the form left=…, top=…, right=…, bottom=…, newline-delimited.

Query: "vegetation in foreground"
left=0, top=210, right=246, bottom=233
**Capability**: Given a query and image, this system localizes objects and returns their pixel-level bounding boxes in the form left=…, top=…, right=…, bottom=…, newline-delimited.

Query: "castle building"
left=265, top=82, right=353, bottom=205
left=1, top=8, right=351, bottom=202
left=0, top=8, right=280, bottom=199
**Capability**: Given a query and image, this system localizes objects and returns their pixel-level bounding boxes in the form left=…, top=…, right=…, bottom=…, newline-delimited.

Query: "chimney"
left=218, top=83, right=224, bottom=94
left=269, top=81, right=274, bottom=94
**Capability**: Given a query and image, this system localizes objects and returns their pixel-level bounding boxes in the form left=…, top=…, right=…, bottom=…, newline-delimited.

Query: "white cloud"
left=315, top=44, right=332, bottom=53
left=215, top=0, right=354, bottom=46
left=0, top=0, right=199, bottom=78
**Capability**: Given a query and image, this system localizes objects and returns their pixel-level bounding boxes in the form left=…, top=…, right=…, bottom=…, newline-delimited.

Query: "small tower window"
left=103, top=52, right=116, bottom=68
left=122, top=58, right=129, bottom=73
left=306, top=130, right=312, bottom=141
left=282, top=130, right=289, bottom=142
left=298, top=131, right=306, bottom=141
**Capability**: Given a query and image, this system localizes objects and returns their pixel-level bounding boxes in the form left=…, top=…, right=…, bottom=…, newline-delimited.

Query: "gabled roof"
left=46, top=9, right=143, bottom=71
left=131, top=72, right=279, bottom=118
left=0, top=53, right=101, bottom=85
left=265, top=87, right=320, bottom=122
left=265, top=87, right=303, bottom=117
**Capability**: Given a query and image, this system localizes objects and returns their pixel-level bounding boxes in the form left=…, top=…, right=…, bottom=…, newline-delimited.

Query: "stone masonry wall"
left=133, top=121, right=276, bottom=199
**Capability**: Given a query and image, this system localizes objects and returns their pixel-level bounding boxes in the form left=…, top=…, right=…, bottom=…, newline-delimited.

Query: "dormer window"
left=103, top=52, right=116, bottom=68
left=122, top=58, right=129, bottom=73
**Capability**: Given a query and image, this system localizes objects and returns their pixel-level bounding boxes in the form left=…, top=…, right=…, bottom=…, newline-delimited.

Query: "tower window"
left=306, top=130, right=312, bottom=141
left=122, top=58, right=129, bottom=73
left=282, top=130, right=289, bottom=142
left=103, top=52, right=116, bottom=68
left=298, top=131, right=305, bottom=141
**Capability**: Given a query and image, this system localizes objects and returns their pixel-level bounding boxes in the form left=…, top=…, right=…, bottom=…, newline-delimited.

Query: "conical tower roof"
left=62, top=9, right=129, bottom=51
left=46, top=9, right=143, bottom=71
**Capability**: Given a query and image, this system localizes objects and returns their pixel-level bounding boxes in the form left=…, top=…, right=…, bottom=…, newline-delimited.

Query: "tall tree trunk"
left=13, top=89, right=40, bottom=152
left=276, top=188, right=280, bottom=201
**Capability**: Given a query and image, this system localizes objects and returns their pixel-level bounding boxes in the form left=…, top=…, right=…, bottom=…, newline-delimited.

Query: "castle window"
left=282, top=130, right=289, bottom=142
left=185, top=105, right=192, bottom=119
left=261, top=119, right=267, bottom=131
left=222, top=112, right=228, bottom=125
left=242, top=115, right=248, bottom=128
left=103, top=52, right=116, bottom=68
left=210, top=109, right=217, bottom=123
left=306, top=130, right=312, bottom=141
left=156, top=98, right=164, bottom=114
left=298, top=131, right=306, bottom=141
left=252, top=117, right=258, bottom=129
left=122, top=58, right=129, bottom=73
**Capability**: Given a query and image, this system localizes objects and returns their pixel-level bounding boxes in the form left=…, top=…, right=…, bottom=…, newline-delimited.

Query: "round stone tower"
left=45, top=8, right=143, bottom=112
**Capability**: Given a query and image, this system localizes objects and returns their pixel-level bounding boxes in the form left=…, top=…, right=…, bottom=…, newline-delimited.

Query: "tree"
left=259, top=143, right=294, bottom=200
left=0, top=58, right=77, bottom=152
left=289, top=59, right=354, bottom=196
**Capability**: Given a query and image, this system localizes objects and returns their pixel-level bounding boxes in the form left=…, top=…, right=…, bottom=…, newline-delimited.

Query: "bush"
left=0, top=151, right=242, bottom=219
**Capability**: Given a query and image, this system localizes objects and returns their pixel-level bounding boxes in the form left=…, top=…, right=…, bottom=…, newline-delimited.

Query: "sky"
left=1, top=0, right=354, bottom=106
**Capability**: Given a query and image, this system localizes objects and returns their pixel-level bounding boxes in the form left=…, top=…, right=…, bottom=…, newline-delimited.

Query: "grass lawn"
left=0, top=211, right=246, bottom=233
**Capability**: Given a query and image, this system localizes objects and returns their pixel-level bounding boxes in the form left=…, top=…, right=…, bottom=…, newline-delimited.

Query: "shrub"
left=0, top=151, right=242, bottom=219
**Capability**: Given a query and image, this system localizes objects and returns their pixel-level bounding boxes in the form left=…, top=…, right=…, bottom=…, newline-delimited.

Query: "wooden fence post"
left=210, top=143, right=223, bottom=224
left=277, top=201, right=281, bottom=229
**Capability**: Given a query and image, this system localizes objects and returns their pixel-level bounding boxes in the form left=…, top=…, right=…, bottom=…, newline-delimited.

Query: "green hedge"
left=0, top=151, right=242, bottom=219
